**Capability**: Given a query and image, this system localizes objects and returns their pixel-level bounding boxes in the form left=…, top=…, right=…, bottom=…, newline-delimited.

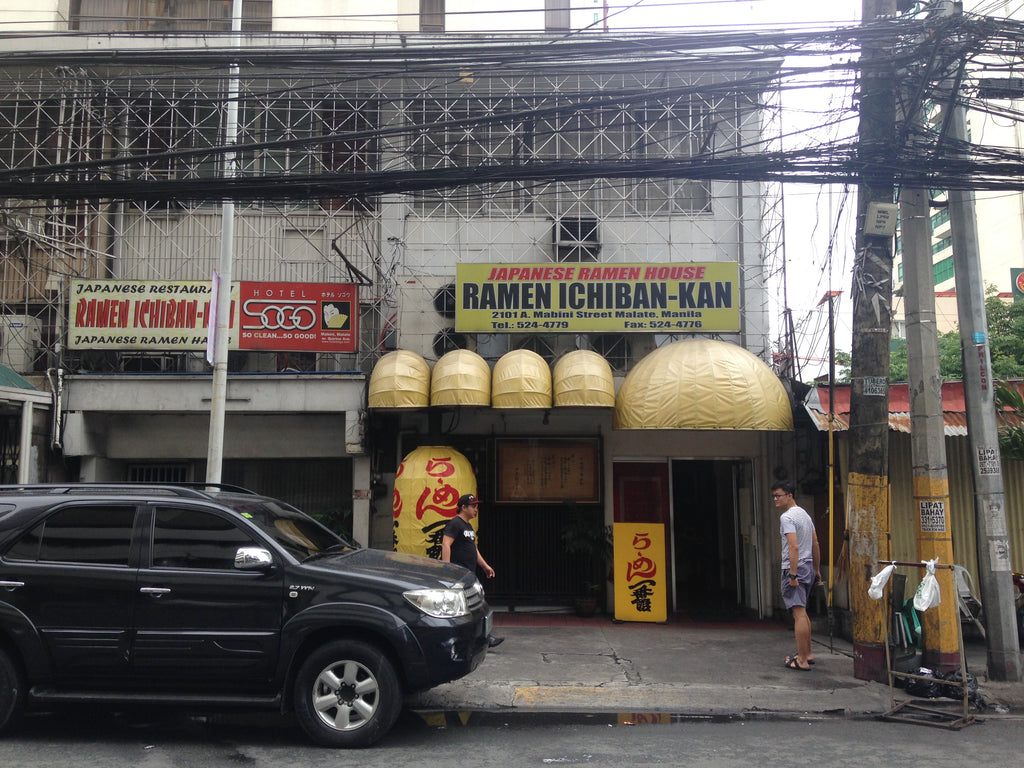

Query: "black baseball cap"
left=458, top=494, right=479, bottom=507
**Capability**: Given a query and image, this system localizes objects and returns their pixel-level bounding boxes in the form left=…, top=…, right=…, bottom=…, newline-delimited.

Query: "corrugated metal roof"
left=802, top=408, right=969, bottom=436
left=803, top=380, right=1021, bottom=435
left=0, top=365, right=38, bottom=390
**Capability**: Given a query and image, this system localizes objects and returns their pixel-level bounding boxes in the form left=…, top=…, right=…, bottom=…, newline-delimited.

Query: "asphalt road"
left=0, top=707, right=1019, bottom=768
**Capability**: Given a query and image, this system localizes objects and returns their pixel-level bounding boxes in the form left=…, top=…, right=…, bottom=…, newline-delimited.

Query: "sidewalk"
left=407, top=612, right=1024, bottom=721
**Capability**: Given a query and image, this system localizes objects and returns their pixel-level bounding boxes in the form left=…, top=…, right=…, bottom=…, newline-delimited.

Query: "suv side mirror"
left=235, top=546, right=274, bottom=571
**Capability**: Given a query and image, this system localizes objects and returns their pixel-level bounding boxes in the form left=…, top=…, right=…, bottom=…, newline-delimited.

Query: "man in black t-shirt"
left=441, top=493, right=503, bottom=648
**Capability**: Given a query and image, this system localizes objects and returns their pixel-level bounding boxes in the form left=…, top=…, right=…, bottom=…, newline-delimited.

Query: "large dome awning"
left=613, top=338, right=793, bottom=430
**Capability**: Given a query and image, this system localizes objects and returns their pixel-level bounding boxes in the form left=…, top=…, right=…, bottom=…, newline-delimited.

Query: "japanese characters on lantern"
left=392, top=446, right=477, bottom=558
left=613, top=522, right=668, bottom=622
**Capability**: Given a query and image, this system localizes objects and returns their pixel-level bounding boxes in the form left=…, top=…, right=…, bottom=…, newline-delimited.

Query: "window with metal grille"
left=514, top=334, right=558, bottom=363
left=632, top=105, right=712, bottom=215
left=408, top=86, right=716, bottom=219
left=125, top=87, right=221, bottom=185
left=71, top=0, right=272, bottom=32
left=127, top=463, right=191, bottom=483
left=553, top=217, right=600, bottom=262
left=409, top=97, right=524, bottom=215
left=320, top=98, right=380, bottom=213
left=545, top=0, right=570, bottom=31
left=421, top=0, right=445, bottom=32
left=590, top=334, right=631, bottom=372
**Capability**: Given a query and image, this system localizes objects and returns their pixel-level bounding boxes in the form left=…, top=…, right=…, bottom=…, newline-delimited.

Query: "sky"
left=610, top=1, right=1024, bottom=380
left=612, top=0, right=864, bottom=379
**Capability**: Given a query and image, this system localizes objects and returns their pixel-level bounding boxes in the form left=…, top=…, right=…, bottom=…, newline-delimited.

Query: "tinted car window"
left=4, top=505, right=135, bottom=566
left=152, top=506, right=256, bottom=570
left=225, top=500, right=353, bottom=561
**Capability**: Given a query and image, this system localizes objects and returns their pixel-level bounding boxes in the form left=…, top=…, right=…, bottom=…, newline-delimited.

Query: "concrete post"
left=946, top=103, right=1023, bottom=681
left=899, top=185, right=959, bottom=671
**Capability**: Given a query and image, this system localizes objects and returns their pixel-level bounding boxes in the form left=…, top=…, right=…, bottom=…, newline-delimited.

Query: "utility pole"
left=899, top=184, right=959, bottom=673
left=206, top=0, right=242, bottom=484
left=848, top=0, right=897, bottom=683
left=940, top=1, right=1022, bottom=678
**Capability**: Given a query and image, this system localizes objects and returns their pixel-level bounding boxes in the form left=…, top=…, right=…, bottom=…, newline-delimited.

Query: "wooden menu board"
left=495, top=438, right=600, bottom=503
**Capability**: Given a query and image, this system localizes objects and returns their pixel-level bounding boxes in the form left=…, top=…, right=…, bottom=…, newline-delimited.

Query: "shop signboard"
left=68, top=279, right=358, bottom=352
left=494, top=438, right=600, bottom=504
left=613, top=522, right=668, bottom=622
left=456, top=262, right=740, bottom=333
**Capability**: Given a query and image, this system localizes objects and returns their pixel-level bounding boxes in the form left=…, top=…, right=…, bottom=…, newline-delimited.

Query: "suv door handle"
left=140, top=587, right=171, bottom=597
left=0, top=580, right=24, bottom=590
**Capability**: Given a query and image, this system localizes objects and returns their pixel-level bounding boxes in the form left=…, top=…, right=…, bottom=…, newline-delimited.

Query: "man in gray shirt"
left=773, top=480, right=821, bottom=671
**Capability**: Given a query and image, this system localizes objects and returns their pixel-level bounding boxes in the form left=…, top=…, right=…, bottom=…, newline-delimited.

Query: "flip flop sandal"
left=784, top=656, right=811, bottom=671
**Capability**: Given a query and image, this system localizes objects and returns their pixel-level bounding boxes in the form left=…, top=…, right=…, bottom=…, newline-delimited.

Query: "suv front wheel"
left=293, top=639, right=401, bottom=748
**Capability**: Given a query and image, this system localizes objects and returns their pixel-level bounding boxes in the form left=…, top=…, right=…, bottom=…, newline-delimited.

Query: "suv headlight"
left=403, top=587, right=469, bottom=618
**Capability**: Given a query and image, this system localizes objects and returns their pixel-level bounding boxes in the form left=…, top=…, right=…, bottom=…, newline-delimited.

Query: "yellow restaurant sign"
left=613, top=522, right=668, bottom=623
left=456, top=262, right=740, bottom=333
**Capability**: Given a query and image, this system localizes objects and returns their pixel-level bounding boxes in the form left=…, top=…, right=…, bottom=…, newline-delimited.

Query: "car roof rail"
left=0, top=482, right=258, bottom=498
left=160, top=482, right=258, bottom=495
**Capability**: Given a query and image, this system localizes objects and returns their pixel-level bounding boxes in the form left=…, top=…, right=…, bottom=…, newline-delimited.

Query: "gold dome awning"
left=367, top=350, right=431, bottom=409
left=613, top=338, right=793, bottom=430
left=553, top=349, right=615, bottom=407
left=431, top=349, right=491, bottom=406
left=492, top=349, right=553, bottom=409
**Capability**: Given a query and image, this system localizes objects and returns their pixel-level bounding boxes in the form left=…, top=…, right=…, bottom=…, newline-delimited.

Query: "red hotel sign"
left=69, top=279, right=358, bottom=353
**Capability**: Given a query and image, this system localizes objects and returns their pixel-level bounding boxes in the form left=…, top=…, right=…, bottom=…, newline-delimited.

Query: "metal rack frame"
left=878, top=560, right=976, bottom=730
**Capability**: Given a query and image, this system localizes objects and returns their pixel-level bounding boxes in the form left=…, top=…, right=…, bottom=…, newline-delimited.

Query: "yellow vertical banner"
left=613, top=522, right=668, bottom=622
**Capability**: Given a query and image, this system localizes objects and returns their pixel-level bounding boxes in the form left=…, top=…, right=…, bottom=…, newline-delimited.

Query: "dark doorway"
left=671, top=459, right=748, bottom=620
left=484, top=501, right=604, bottom=605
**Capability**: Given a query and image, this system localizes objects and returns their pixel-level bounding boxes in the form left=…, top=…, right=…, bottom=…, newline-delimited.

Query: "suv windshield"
left=225, top=498, right=358, bottom=561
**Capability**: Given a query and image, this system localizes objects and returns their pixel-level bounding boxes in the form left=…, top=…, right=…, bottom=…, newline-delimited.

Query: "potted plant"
left=572, top=581, right=603, bottom=618
left=559, top=502, right=613, bottom=616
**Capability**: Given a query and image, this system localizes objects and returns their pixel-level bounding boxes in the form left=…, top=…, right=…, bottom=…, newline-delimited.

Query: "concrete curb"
left=404, top=621, right=1024, bottom=723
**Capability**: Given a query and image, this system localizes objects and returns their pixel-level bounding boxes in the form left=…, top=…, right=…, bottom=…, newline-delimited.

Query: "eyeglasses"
left=772, top=492, right=788, bottom=499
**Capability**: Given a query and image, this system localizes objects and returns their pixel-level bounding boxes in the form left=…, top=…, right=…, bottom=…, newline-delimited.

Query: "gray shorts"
left=781, top=563, right=814, bottom=609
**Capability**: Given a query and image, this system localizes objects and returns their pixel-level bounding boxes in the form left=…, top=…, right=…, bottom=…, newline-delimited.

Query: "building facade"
left=0, top=1, right=809, bottom=617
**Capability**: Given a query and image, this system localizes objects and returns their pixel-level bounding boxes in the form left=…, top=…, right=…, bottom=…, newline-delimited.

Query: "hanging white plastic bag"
left=868, top=563, right=896, bottom=600
left=913, top=558, right=941, bottom=611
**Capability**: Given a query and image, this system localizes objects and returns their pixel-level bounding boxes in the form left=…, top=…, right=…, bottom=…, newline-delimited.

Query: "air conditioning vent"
left=553, top=217, right=600, bottom=262
left=433, top=329, right=470, bottom=357
left=0, top=315, right=42, bottom=373
left=433, top=283, right=457, bottom=319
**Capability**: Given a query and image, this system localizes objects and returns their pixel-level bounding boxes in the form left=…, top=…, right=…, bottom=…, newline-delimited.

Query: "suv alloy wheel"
left=293, top=639, right=402, bottom=748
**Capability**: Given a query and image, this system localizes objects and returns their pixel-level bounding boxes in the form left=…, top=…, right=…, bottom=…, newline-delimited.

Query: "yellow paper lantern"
left=392, top=445, right=477, bottom=559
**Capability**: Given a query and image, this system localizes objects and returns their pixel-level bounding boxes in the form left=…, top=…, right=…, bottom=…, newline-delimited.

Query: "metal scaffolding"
left=0, top=33, right=784, bottom=375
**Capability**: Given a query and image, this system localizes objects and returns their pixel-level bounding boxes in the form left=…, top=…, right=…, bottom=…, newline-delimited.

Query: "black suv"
left=0, top=484, right=491, bottom=747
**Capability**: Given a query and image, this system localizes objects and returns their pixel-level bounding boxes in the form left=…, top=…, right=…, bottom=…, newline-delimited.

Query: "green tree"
left=834, top=350, right=852, bottom=383
left=887, top=291, right=1024, bottom=382
left=995, top=382, right=1024, bottom=460
left=984, top=293, right=1024, bottom=379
